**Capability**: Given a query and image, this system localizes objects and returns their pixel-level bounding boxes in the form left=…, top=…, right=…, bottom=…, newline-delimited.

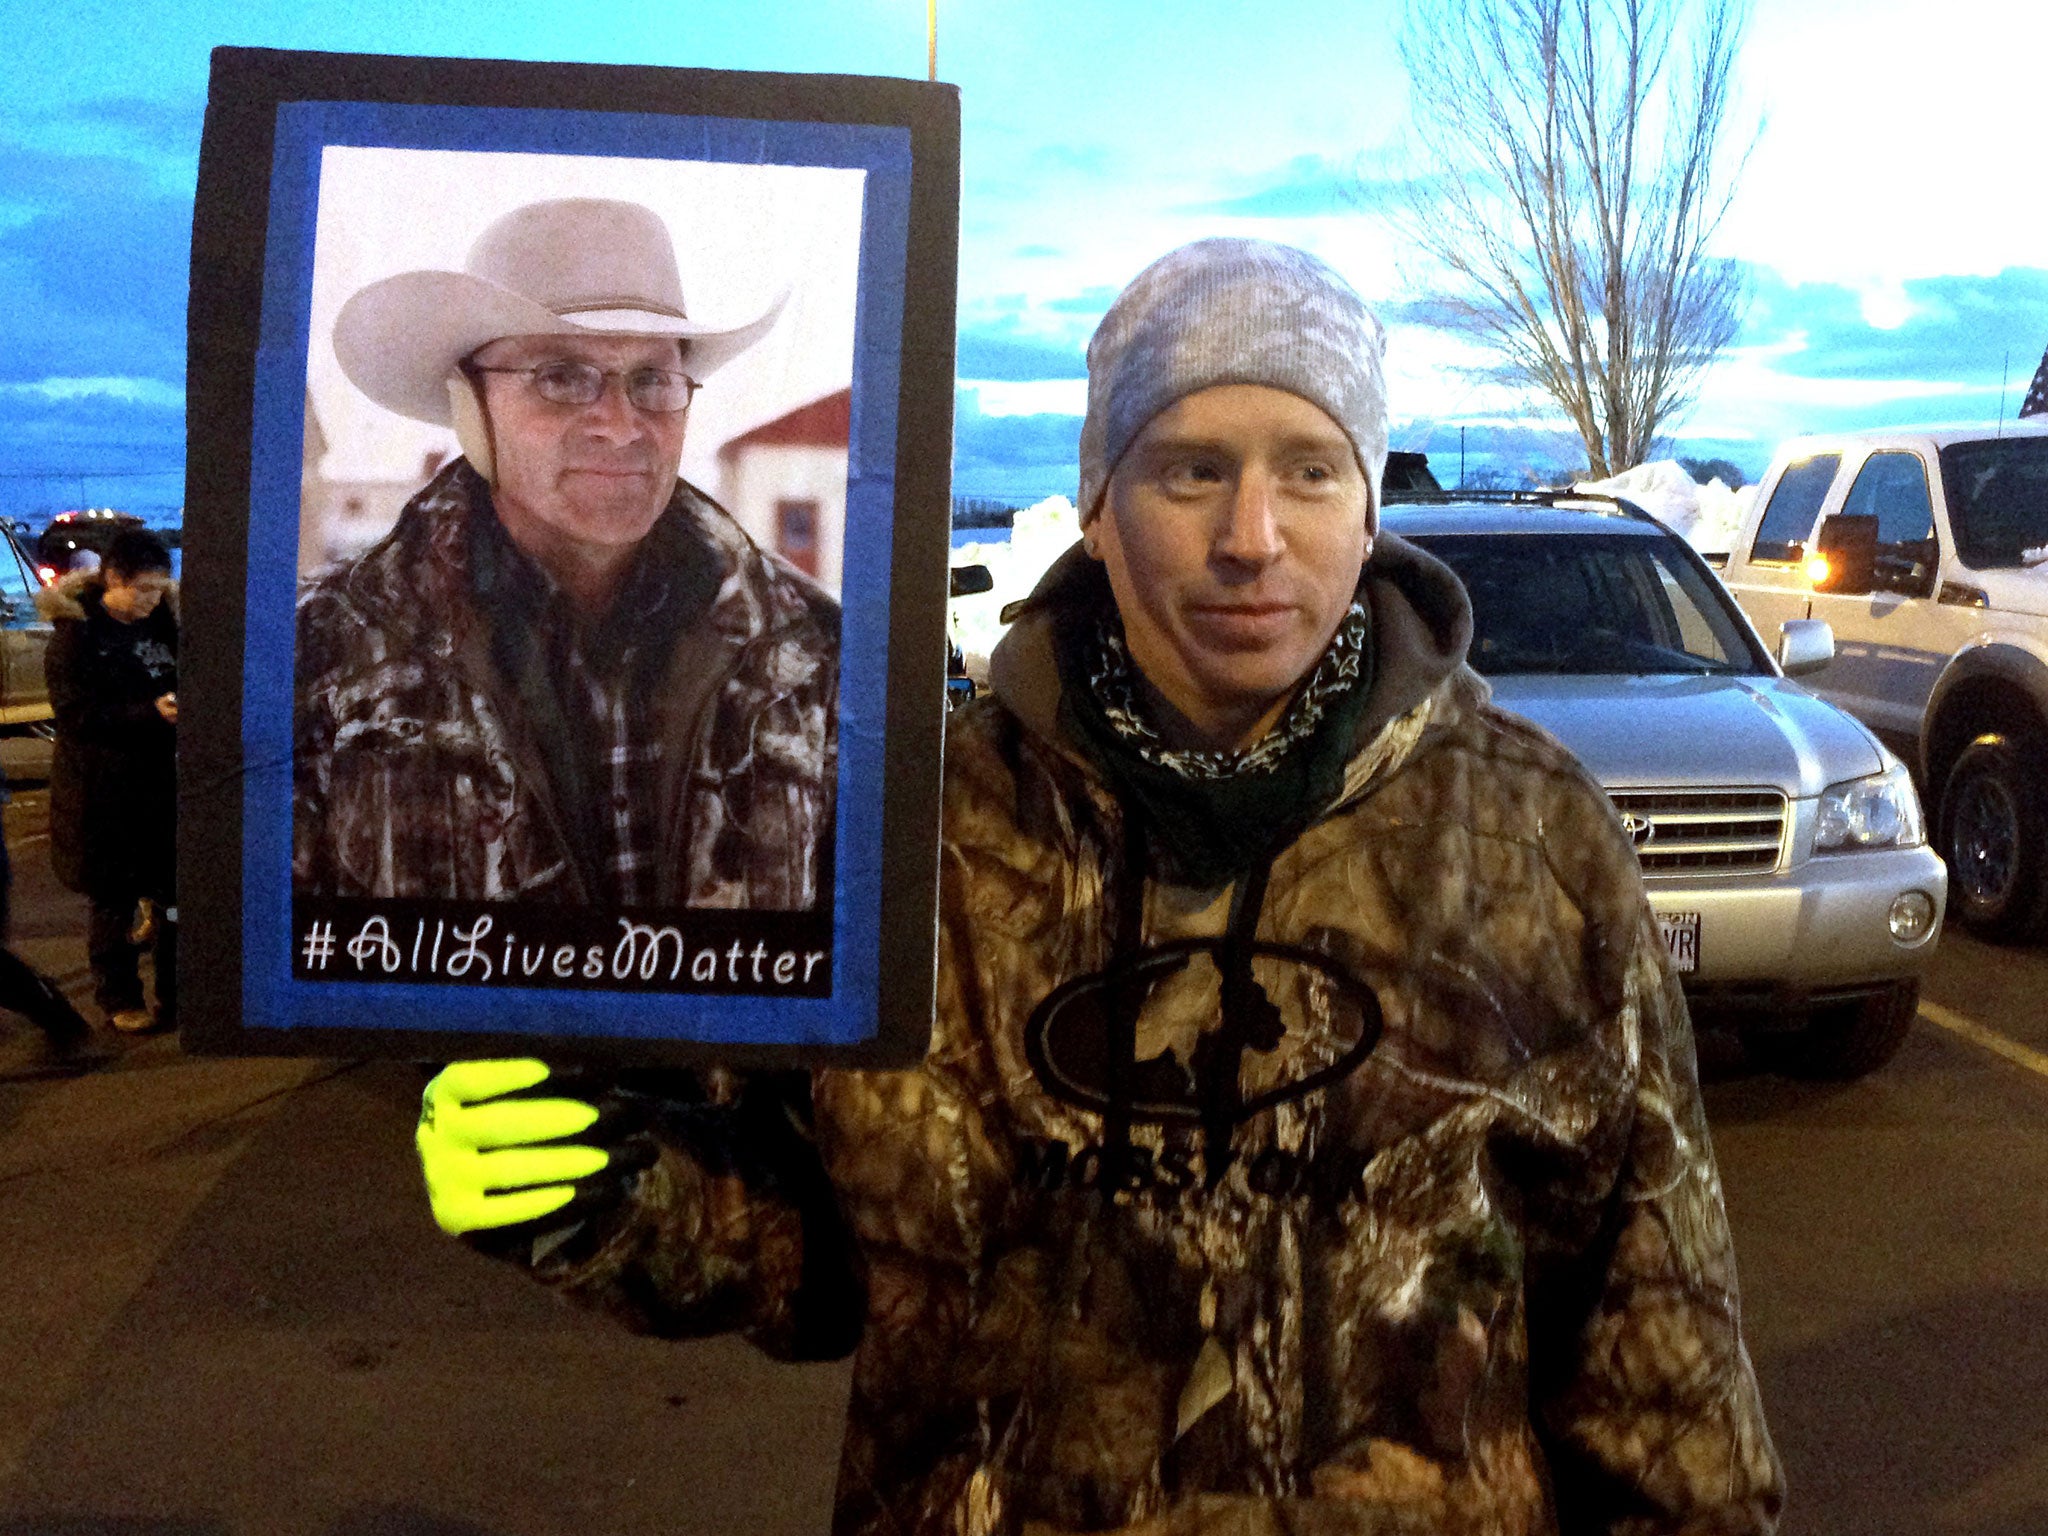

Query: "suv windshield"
left=1940, top=437, right=2048, bottom=569
left=1410, top=531, right=1765, bottom=676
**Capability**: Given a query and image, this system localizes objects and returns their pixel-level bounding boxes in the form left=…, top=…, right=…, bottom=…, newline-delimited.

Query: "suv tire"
left=1780, top=981, right=1918, bottom=1081
left=1939, top=731, right=2048, bottom=942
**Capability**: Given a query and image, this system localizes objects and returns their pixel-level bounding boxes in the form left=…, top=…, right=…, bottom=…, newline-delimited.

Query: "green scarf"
left=1055, top=586, right=1377, bottom=888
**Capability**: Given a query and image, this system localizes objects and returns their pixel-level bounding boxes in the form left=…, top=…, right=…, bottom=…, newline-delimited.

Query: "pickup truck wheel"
left=1939, top=733, right=2048, bottom=942
left=1780, top=981, right=1918, bottom=1081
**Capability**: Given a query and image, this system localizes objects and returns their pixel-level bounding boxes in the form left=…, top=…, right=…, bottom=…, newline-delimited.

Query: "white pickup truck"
left=1715, top=420, right=2048, bottom=939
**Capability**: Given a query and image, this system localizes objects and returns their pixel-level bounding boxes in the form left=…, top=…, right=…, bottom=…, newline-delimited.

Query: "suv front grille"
left=1607, top=789, right=1786, bottom=875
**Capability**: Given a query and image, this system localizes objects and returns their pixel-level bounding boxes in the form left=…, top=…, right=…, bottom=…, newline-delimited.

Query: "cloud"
left=954, top=281, right=1117, bottom=384
left=0, top=113, right=195, bottom=504
left=1384, top=261, right=2048, bottom=392
left=1378, top=295, right=1469, bottom=330
left=1044, top=285, right=1119, bottom=316
left=0, top=138, right=192, bottom=387
left=956, top=327, right=1088, bottom=382
left=1373, top=257, right=2048, bottom=441
left=0, top=381, right=186, bottom=521
left=1176, top=154, right=1429, bottom=220
left=1387, top=419, right=1777, bottom=485
left=1178, top=154, right=1356, bottom=218
left=71, top=96, right=203, bottom=153
left=1740, top=267, right=2048, bottom=386
left=1, top=375, right=184, bottom=407
left=952, top=388, right=1083, bottom=500
left=1030, top=143, right=1113, bottom=177
left=964, top=379, right=1088, bottom=417
left=0, top=378, right=184, bottom=445
left=1, top=95, right=202, bottom=194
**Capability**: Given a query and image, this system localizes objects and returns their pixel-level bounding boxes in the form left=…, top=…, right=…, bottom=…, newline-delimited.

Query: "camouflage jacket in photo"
left=293, top=460, right=838, bottom=909
left=527, top=537, right=1784, bottom=1535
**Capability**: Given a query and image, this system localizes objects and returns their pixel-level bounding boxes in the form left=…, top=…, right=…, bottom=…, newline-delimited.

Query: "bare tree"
left=1391, top=0, right=1753, bottom=477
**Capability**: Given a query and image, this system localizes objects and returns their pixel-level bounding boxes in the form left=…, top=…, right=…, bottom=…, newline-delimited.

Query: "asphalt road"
left=4, top=782, right=2047, bottom=1535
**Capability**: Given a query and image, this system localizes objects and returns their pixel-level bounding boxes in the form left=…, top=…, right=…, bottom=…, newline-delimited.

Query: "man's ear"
left=1079, top=490, right=1106, bottom=560
left=446, top=373, right=495, bottom=485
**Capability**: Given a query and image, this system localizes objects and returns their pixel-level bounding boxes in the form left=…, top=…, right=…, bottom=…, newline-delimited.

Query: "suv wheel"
left=1779, top=981, right=1918, bottom=1081
left=1940, top=732, right=2048, bottom=941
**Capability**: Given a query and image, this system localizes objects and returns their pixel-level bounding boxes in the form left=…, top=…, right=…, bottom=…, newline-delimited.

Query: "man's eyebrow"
left=1270, top=433, right=1353, bottom=456
left=1137, top=431, right=1353, bottom=457
left=1133, top=435, right=1226, bottom=458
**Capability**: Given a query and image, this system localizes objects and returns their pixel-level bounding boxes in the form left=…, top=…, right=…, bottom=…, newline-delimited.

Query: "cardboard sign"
left=182, top=47, right=958, bottom=1068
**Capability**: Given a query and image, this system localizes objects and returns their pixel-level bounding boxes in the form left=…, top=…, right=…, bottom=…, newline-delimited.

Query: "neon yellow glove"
left=416, top=1058, right=616, bottom=1236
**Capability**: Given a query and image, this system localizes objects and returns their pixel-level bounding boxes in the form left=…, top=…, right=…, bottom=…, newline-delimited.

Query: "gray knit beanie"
left=1077, top=238, right=1389, bottom=523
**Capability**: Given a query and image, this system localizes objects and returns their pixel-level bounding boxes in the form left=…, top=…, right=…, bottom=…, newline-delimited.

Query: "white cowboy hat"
left=332, top=197, right=785, bottom=426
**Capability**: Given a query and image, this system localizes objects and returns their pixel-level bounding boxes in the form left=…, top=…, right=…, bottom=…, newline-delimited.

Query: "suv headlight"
left=1814, top=762, right=1924, bottom=851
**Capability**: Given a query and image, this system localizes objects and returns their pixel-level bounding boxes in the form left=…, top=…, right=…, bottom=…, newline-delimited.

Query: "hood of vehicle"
left=1486, top=672, right=1888, bottom=798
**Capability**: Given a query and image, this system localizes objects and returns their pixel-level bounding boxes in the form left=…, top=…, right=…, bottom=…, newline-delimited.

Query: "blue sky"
left=1, top=0, right=2042, bottom=516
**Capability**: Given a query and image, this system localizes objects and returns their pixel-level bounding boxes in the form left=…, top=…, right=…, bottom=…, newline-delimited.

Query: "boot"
left=19, top=967, right=111, bottom=1068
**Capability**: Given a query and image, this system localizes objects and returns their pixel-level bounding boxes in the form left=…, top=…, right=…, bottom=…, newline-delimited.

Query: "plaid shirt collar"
left=557, top=635, right=662, bottom=907
left=467, top=487, right=719, bottom=905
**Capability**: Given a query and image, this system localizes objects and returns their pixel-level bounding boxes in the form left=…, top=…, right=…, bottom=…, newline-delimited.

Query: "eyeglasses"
left=467, top=360, right=701, bottom=414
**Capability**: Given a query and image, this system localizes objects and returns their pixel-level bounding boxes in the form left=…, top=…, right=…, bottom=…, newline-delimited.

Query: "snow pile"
left=950, top=494, right=1082, bottom=676
left=1688, top=478, right=1758, bottom=556
left=1573, top=460, right=1756, bottom=555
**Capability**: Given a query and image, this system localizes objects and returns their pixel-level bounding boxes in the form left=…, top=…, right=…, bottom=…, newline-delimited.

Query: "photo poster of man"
left=181, top=48, right=959, bottom=1070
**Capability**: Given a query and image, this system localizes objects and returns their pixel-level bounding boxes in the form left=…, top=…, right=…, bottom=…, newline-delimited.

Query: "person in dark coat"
left=39, top=528, right=177, bottom=1032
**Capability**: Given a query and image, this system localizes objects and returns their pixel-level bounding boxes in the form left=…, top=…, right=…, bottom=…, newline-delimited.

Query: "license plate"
left=1659, top=911, right=1701, bottom=974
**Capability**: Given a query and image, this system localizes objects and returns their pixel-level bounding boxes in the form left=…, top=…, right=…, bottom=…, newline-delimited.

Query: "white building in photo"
left=716, top=387, right=850, bottom=596
left=298, top=389, right=448, bottom=574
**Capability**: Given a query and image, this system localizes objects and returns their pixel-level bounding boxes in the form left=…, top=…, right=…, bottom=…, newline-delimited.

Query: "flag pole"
left=928, top=0, right=937, bottom=80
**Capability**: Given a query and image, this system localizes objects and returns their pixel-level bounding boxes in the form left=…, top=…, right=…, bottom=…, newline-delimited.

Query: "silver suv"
left=1389, top=493, right=1948, bottom=1078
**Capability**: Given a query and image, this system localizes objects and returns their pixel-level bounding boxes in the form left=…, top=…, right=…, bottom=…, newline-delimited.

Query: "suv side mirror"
left=1812, top=514, right=1878, bottom=595
left=1777, top=617, right=1835, bottom=677
left=949, top=564, right=994, bottom=598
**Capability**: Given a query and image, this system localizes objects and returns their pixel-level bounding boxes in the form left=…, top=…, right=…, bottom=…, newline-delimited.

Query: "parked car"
left=0, top=519, right=56, bottom=782
left=33, top=506, right=148, bottom=582
left=1710, top=420, right=2048, bottom=940
left=947, top=563, right=993, bottom=709
left=1387, top=491, right=1947, bottom=1077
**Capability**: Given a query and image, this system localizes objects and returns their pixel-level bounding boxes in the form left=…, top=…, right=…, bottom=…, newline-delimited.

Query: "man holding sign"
left=295, top=197, right=837, bottom=912
left=417, top=239, right=1782, bottom=1534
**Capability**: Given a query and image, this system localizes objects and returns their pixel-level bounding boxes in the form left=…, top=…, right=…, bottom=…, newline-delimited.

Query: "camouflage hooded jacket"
left=294, top=460, right=837, bottom=908
left=530, top=536, right=1783, bottom=1535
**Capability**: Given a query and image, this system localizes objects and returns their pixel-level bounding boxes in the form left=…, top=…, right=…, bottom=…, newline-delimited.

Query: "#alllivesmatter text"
left=298, top=913, right=829, bottom=990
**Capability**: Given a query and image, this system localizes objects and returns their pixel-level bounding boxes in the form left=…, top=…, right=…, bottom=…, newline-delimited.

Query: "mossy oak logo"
left=1022, top=938, right=1383, bottom=1199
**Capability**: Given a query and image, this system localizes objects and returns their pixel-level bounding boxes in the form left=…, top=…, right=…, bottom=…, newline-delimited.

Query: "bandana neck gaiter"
left=1055, top=596, right=1377, bottom=889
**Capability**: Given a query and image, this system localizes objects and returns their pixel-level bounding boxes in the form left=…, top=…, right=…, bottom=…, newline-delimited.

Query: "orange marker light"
left=1805, top=554, right=1831, bottom=586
